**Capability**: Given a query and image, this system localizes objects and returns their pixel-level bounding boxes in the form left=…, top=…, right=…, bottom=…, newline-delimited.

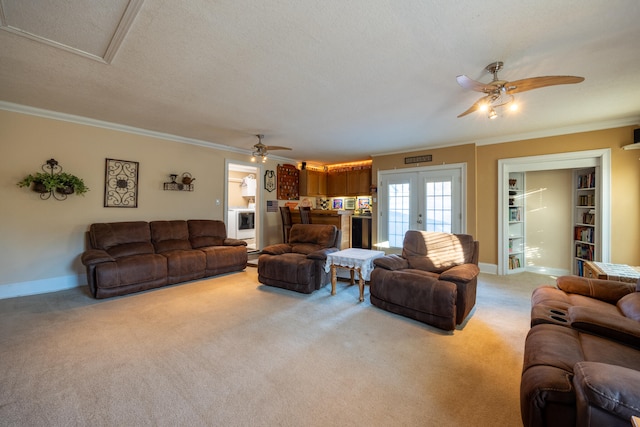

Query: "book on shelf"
left=509, top=255, right=521, bottom=269
left=509, top=207, right=521, bottom=221
left=581, top=211, right=595, bottom=225
left=577, top=172, right=595, bottom=189
left=574, top=226, right=594, bottom=243
left=575, top=243, right=594, bottom=260
left=577, top=194, right=595, bottom=206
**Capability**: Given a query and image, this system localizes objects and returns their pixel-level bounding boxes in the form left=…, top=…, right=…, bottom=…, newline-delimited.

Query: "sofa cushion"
left=89, top=221, right=155, bottom=257
left=95, top=254, right=167, bottom=288
left=402, top=231, right=475, bottom=273
left=617, top=292, right=640, bottom=322
left=187, top=220, right=226, bottom=248
left=150, top=220, right=192, bottom=253
left=291, top=243, right=322, bottom=255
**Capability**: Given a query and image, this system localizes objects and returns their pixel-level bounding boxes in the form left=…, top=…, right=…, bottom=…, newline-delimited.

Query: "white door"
left=379, top=164, right=464, bottom=249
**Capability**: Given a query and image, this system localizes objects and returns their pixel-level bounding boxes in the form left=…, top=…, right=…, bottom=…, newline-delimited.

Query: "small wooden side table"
left=583, top=261, right=640, bottom=283
left=326, top=248, right=385, bottom=302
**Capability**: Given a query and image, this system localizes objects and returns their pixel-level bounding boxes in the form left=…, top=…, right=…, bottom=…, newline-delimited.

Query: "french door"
left=379, top=164, right=465, bottom=249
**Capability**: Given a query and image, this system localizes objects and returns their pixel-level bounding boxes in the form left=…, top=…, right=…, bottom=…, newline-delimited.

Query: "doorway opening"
left=497, top=149, right=611, bottom=275
left=226, top=161, right=260, bottom=252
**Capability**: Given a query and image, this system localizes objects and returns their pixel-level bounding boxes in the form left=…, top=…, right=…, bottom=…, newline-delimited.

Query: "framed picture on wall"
left=104, top=158, right=139, bottom=208
left=332, top=198, right=343, bottom=209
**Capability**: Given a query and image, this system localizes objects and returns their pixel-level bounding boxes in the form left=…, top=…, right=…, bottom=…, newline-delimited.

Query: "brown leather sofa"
left=257, top=224, right=341, bottom=294
left=369, top=230, right=479, bottom=331
left=521, top=276, right=640, bottom=427
left=81, top=220, right=247, bottom=298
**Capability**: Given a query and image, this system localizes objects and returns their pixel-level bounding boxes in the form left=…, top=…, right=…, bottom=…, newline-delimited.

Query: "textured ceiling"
left=1, top=0, right=639, bottom=164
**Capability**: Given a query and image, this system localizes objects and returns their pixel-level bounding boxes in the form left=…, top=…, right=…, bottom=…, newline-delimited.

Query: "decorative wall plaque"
left=264, top=170, right=276, bottom=192
left=104, top=158, right=139, bottom=207
left=404, top=155, right=432, bottom=164
left=277, top=164, right=299, bottom=200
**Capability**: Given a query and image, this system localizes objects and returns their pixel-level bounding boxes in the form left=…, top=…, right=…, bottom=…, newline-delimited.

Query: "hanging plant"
left=17, top=160, right=89, bottom=198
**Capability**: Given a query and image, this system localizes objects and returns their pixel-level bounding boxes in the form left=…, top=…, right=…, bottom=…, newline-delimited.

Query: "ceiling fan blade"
left=456, top=75, right=494, bottom=93
left=457, top=95, right=491, bottom=118
left=265, top=145, right=292, bottom=151
left=505, top=76, right=584, bottom=94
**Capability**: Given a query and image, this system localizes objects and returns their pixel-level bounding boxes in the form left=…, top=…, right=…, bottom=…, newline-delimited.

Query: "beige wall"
left=477, top=127, right=640, bottom=267
left=373, top=127, right=640, bottom=268
left=2, top=108, right=639, bottom=297
left=372, top=143, right=478, bottom=238
left=0, top=109, right=284, bottom=295
left=525, top=170, right=572, bottom=272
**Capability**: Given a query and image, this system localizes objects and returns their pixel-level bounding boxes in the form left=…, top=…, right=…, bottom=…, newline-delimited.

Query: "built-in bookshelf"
left=507, top=172, right=525, bottom=273
left=573, top=167, right=598, bottom=275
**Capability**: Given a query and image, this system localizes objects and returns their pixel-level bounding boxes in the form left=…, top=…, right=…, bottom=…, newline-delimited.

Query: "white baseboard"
left=479, top=263, right=498, bottom=274
left=0, top=275, right=84, bottom=300
left=477, top=263, right=569, bottom=277
left=524, top=266, right=570, bottom=277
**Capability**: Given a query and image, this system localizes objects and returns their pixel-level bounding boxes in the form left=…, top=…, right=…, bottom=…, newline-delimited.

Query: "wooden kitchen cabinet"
left=327, top=171, right=347, bottom=196
left=299, top=170, right=327, bottom=196
left=347, top=168, right=371, bottom=196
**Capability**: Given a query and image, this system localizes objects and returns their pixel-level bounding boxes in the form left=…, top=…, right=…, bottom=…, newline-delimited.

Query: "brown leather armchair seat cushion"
left=258, top=224, right=340, bottom=294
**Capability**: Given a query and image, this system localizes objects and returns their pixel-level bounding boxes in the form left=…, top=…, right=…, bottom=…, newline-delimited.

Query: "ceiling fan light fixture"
left=488, top=108, right=498, bottom=119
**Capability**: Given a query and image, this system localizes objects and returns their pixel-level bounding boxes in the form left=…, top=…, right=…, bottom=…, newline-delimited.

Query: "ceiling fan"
left=251, top=134, right=291, bottom=163
left=456, top=61, right=584, bottom=119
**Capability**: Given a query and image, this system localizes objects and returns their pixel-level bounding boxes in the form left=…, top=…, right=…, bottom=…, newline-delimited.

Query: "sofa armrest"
left=573, top=362, right=640, bottom=425
left=569, top=306, right=640, bottom=349
left=223, top=238, right=248, bottom=247
left=440, top=263, right=479, bottom=283
left=307, top=247, right=339, bottom=261
left=373, top=254, right=408, bottom=271
left=81, top=249, right=115, bottom=266
left=557, top=276, right=635, bottom=304
left=261, top=244, right=292, bottom=256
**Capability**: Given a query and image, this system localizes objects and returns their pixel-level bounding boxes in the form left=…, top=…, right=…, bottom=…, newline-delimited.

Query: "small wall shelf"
left=163, top=173, right=194, bottom=191
left=622, top=143, right=640, bottom=150
left=163, top=182, right=193, bottom=191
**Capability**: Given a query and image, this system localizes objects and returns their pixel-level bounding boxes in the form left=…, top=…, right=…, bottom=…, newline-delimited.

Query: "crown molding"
left=0, top=101, right=296, bottom=162
left=372, top=116, right=640, bottom=158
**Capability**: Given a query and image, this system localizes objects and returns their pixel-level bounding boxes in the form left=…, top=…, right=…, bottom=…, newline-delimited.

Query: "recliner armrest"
left=373, top=254, right=408, bottom=271
left=573, top=362, right=640, bottom=425
left=81, top=249, right=115, bottom=266
left=261, top=244, right=292, bottom=255
left=439, top=263, right=479, bottom=283
left=569, top=306, right=640, bottom=349
left=307, top=247, right=339, bottom=260
left=223, top=238, right=248, bottom=247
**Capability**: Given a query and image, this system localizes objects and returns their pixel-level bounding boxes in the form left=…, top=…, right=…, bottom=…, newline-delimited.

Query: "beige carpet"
left=0, top=270, right=555, bottom=427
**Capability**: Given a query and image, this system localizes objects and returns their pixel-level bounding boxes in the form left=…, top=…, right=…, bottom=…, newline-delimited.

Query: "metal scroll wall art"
left=104, top=158, right=139, bottom=208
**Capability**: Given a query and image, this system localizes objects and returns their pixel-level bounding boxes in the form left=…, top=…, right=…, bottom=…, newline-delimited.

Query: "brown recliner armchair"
left=370, top=230, right=479, bottom=331
left=258, top=224, right=341, bottom=294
